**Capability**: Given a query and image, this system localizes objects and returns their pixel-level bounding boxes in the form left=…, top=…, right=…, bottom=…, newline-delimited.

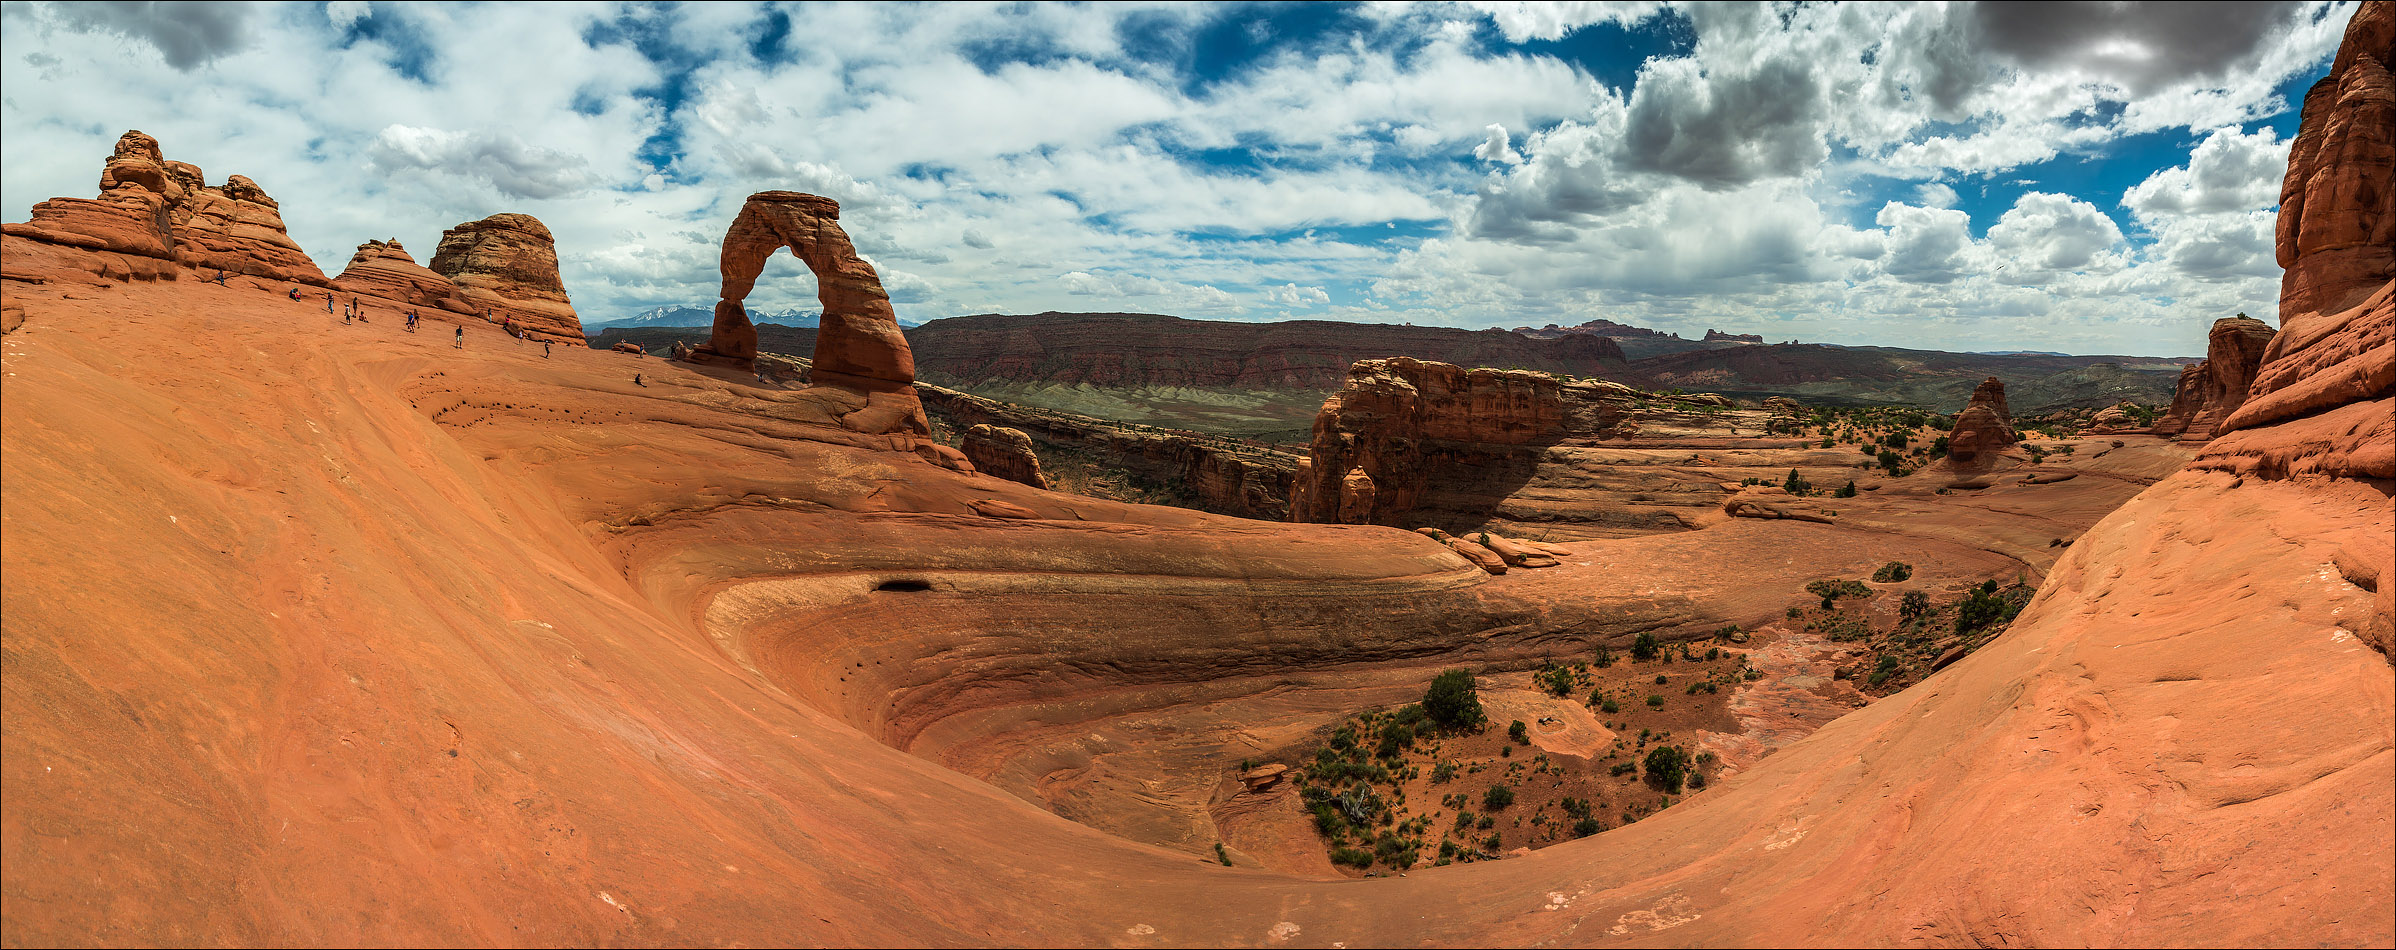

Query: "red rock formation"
left=2083, top=403, right=2140, bottom=434
left=693, top=192, right=927, bottom=437
left=428, top=214, right=584, bottom=343
left=1704, top=329, right=1764, bottom=343
left=710, top=193, right=912, bottom=389
left=610, top=341, right=645, bottom=355
left=1, top=130, right=330, bottom=285
left=334, top=239, right=466, bottom=311
left=2276, top=1, right=2395, bottom=320
left=1941, top=377, right=2018, bottom=468
left=961, top=424, right=1048, bottom=490
left=919, top=382, right=1296, bottom=519
left=2208, top=2, right=2394, bottom=486
left=2151, top=316, right=2278, bottom=442
left=1289, top=358, right=1567, bottom=525
left=1721, top=485, right=1837, bottom=524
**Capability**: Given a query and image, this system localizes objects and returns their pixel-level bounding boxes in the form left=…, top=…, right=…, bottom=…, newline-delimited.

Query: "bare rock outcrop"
left=2275, top=0, right=2395, bottom=321
left=2198, top=1, right=2394, bottom=659
left=1721, top=485, right=1836, bottom=524
left=2151, top=316, right=2278, bottom=442
left=687, top=192, right=927, bottom=437
left=1942, top=377, right=2018, bottom=468
left=334, top=239, right=464, bottom=311
left=2212, top=2, right=2394, bottom=477
left=917, top=384, right=1298, bottom=520
left=961, top=424, right=1048, bottom=490
left=1, top=130, right=330, bottom=285
left=428, top=214, right=584, bottom=343
left=1289, top=358, right=1567, bottom=525
left=708, top=192, right=913, bottom=391
left=2083, top=403, right=2141, bottom=434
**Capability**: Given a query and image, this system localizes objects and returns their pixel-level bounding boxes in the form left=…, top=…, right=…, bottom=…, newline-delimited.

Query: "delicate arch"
left=711, top=191, right=914, bottom=392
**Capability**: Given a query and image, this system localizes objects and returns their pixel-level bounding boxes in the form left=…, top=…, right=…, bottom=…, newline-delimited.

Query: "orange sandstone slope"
left=4, top=10, right=2392, bottom=950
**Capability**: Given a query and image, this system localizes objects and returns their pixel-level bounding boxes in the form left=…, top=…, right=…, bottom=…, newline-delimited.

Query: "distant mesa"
left=1703, top=329, right=1764, bottom=344
left=1, top=129, right=330, bottom=285
left=2151, top=316, right=2276, bottom=443
left=429, top=214, right=585, bottom=343
left=1515, top=318, right=1681, bottom=341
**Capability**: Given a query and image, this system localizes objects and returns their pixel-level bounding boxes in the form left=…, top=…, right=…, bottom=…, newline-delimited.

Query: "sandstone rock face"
left=0, top=130, right=330, bottom=285
left=712, top=192, right=912, bottom=391
left=428, top=214, right=584, bottom=343
left=2208, top=2, right=2395, bottom=486
left=917, top=383, right=1299, bottom=520
left=961, top=424, right=1048, bottom=490
left=334, top=239, right=464, bottom=311
left=2276, top=1, right=2396, bottom=320
left=1721, top=485, right=1837, bottom=524
left=1289, top=358, right=1568, bottom=525
left=698, top=192, right=927, bottom=437
left=2151, top=316, right=2278, bottom=442
left=1441, top=535, right=1506, bottom=574
left=1942, top=377, right=2019, bottom=468
left=611, top=341, right=645, bottom=355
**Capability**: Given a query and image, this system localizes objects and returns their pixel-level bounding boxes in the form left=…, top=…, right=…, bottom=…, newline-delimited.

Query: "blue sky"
left=0, top=1, right=2356, bottom=355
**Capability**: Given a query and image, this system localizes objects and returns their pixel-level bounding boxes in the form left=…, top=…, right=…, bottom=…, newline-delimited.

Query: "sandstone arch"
left=711, top=191, right=914, bottom=393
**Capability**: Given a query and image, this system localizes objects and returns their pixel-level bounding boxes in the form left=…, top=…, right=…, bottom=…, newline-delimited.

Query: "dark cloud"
left=49, top=0, right=250, bottom=70
left=1971, top=1, right=2308, bottom=93
left=1621, top=54, right=1827, bottom=188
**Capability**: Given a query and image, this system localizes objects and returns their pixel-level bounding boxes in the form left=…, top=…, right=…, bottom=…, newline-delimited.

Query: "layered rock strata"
left=2152, top=316, right=2278, bottom=442
left=1289, top=358, right=1573, bottom=526
left=2276, top=1, right=2396, bottom=320
left=428, top=214, right=584, bottom=343
left=2205, top=1, right=2395, bottom=489
left=960, top=424, right=1048, bottom=490
left=0, top=130, right=330, bottom=285
left=334, top=239, right=466, bottom=311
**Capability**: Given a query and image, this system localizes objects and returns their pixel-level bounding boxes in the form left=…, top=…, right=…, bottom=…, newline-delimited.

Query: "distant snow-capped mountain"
left=585, top=305, right=824, bottom=330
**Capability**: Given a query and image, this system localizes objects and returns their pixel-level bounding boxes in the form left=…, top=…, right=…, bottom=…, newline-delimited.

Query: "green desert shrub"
left=1422, top=669, right=1487, bottom=731
left=1643, top=745, right=1690, bottom=794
